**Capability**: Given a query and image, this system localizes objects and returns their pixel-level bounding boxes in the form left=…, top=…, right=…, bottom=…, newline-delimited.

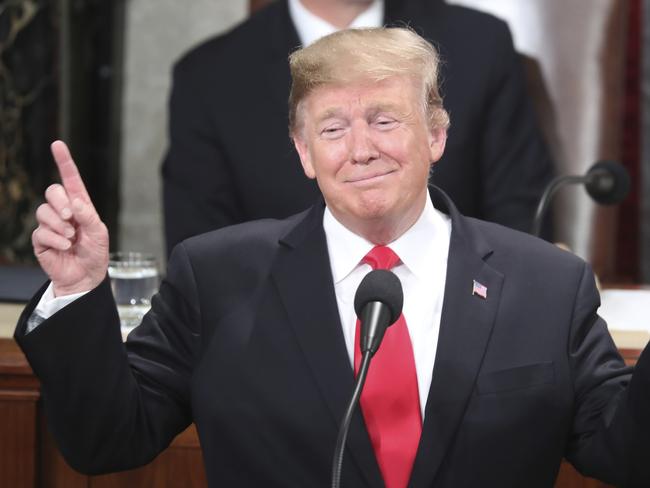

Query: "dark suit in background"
left=162, top=0, right=554, bottom=255
left=15, top=188, right=650, bottom=487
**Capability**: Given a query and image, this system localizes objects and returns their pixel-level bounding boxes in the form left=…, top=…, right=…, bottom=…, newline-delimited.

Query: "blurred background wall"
left=1, top=0, right=647, bottom=282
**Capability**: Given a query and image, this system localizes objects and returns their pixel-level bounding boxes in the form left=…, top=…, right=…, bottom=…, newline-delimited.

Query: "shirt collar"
left=323, top=194, right=451, bottom=284
left=288, top=0, right=384, bottom=47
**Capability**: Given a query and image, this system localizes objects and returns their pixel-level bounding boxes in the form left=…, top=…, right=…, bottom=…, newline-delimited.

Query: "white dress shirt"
left=323, top=196, right=451, bottom=417
left=288, top=0, right=384, bottom=47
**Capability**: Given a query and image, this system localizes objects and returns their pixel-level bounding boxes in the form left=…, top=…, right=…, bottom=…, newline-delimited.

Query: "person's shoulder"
left=173, top=1, right=285, bottom=74
left=410, top=2, right=513, bottom=56
left=179, top=207, right=311, bottom=260
left=466, top=217, right=586, bottom=274
left=432, top=3, right=510, bottom=37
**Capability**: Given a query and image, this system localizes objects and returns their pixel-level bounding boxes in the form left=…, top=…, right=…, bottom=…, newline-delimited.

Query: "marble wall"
left=118, top=0, right=247, bottom=268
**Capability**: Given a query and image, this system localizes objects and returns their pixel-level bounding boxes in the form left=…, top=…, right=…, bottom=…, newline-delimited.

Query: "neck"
left=299, top=0, right=374, bottom=28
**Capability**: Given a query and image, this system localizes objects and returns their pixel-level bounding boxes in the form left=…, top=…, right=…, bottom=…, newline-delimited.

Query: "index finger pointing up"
left=51, top=140, right=91, bottom=203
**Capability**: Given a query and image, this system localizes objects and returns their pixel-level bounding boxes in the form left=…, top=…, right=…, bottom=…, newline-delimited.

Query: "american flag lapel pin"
left=472, top=280, right=487, bottom=299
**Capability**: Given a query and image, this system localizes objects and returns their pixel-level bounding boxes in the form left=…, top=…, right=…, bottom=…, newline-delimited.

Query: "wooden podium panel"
left=554, top=463, right=612, bottom=488
left=0, top=339, right=40, bottom=488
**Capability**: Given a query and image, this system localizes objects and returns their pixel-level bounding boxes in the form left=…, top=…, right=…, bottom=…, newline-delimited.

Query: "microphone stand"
left=531, top=162, right=629, bottom=238
left=331, top=351, right=372, bottom=488
left=531, top=174, right=587, bottom=237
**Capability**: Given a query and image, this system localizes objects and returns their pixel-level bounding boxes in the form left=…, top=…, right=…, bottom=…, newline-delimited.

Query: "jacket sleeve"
left=14, top=243, right=201, bottom=475
left=565, top=261, right=650, bottom=486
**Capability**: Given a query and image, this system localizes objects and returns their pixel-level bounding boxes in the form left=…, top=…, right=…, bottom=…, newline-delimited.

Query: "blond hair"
left=288, top=27, right=450, bottom=135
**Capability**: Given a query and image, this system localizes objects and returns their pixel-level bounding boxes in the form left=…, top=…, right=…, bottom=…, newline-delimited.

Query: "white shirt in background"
left=288, top=0, right=384, bottom=47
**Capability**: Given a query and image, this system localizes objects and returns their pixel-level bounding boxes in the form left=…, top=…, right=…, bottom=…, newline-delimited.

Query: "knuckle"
left=88, top=215, right=101, bottom=230
left=85, top=206, right=99, bottom=223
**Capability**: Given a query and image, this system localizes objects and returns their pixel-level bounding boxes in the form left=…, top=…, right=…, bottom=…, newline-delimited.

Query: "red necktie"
left=354, top=246, right=421, bottom=488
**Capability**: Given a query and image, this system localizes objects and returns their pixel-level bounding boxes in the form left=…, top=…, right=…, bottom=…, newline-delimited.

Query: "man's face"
left=293, top=76, right=447, bottom=239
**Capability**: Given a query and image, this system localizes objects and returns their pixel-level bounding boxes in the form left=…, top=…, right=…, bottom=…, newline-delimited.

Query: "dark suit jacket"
left=15, top=188, right=650, bottom=487
left=162, top=0, right=554, bottom=255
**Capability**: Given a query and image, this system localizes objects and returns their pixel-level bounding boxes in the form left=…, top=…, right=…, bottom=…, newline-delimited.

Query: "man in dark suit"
left=163, top=0, right=554, bottom=255
left=17, top=27, right=648, bottom=488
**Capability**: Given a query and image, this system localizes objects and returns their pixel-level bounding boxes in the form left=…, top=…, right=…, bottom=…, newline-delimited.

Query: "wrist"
left=53, top=277, right=102, bottom=297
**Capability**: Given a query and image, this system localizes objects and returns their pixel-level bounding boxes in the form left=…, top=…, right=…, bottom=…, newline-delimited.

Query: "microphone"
left=331, top=269, right=404, bottom=488
left=354, top=269, right=403, bottom=356
left=584, top=160, right=630, bottom=205
left=531, top=160, right=630, bottom=237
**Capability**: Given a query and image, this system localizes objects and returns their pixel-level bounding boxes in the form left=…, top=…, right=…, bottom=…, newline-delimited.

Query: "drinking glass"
left=108, top=252, right=159, bottom=334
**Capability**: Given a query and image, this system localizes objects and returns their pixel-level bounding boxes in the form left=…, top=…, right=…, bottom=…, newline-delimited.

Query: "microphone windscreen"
left=585, top=160, right=630, bottom=205
left=354, top=269, right=403, bottom=325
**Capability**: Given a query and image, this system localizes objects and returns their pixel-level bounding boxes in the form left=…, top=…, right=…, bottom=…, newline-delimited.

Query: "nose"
left=349, top=122, right=379, bottom=164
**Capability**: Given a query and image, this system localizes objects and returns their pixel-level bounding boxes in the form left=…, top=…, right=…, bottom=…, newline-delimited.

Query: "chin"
left=354, top=198, right=394, bottom=221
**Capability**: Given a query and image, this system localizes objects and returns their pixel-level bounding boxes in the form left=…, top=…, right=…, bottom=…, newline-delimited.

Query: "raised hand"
left=32, top=141, right=109, bottom=296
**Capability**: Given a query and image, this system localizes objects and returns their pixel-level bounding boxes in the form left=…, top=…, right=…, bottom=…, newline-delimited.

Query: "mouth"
left=345, top=169, right=396, bottom=185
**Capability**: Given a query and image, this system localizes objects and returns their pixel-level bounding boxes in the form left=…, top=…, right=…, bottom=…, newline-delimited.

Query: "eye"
left=374, top=116, right=398, bottom=130
left=320, top=125, right=345, bottom=139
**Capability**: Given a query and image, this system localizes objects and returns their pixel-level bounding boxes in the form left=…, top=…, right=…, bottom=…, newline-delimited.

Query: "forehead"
left=301, top=76, right=421, bottom=120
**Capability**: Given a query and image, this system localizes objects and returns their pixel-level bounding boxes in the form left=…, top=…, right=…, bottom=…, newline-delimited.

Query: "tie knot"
left=362, top=245, right=401, bottom=270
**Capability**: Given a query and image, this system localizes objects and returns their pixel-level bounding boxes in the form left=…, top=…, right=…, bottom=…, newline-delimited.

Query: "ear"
left=293, top=134, right=316, bottom=180
left=428, top=127, right=447, bottom=164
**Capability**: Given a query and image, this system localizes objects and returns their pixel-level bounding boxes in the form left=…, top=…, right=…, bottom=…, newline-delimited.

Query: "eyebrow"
left=315, top=103, right=405, bottom=124
left=369, top=102, right=402, bottom=113
left=315, top=108, right=345, bottom=124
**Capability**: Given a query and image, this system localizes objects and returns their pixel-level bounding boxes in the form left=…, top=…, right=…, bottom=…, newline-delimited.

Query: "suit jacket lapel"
left=271, top=203, right=384, bottom=488
left=409, top=188, right=504, bottom=488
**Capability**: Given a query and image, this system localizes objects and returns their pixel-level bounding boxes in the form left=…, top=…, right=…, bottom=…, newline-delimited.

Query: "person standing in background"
left=162, top=0, right=554, bottom=256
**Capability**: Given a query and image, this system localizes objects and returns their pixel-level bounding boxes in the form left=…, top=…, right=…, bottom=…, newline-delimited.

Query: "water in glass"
left=108, top=252, right=158, bottom=334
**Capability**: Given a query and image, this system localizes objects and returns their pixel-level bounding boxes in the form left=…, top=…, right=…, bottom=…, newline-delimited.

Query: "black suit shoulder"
left=470, top=217, right=587, bottom=279
left=398, top=1, right=512, bottom=48
left=173, top=1, right=291, bottom=81
left=182, top=209, right=302, bottom=253
left=434, top=3, right=511, bottom=33
left=177, top=208, right=311, bottom=281
left=418, top=3, right=517, bottom=83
